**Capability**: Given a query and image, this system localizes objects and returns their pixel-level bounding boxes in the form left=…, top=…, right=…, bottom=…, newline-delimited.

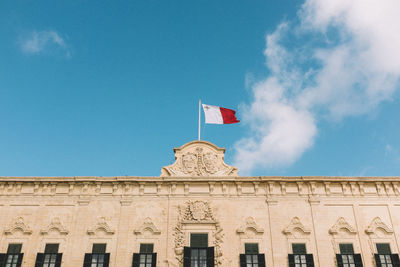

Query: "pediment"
left=365, top=217, right=393, bottom=235
left=283, top=217, right=311, bottom=236
left=87, top=217, right=115, bottom=235
left=161, top=140, right=238, bottom=177
left=329, top=217, right=357, bottom=235
left=4, top=216, right=32, bottom=235
left=41, top=217, right=69, bottom=235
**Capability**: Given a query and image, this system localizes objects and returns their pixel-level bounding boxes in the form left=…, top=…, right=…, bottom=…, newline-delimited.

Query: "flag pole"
left=198, top=99, right=201, bottom=140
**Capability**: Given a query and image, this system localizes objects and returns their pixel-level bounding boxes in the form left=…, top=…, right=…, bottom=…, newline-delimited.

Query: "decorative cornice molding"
left=0, top=179, right=400, bottom=198
left=87, top=217, right=115, bottom=235
left=329, top=217, right=357, bottom=235
left=134, top=217, right=161, bottom=235
left=4, top=216, right=32, bottom=235
left=365, top=217, right=393, bottom=235
left=283, top=217, right=311, bottom=235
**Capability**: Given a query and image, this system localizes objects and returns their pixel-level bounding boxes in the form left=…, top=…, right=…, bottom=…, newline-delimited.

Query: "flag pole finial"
left=198, top=99, right=201, bottom=140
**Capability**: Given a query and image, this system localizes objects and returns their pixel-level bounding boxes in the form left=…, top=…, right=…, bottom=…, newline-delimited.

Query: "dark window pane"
left=339, top=244, right=354, bottom=254
left=7, top=244, right=22, bottom=254
left=245, top=243, right=259, bottom=254
left=292, top=243, right=307, bottom=254
left=140, top=244, right=154, bottom=253
left=377, top=243, right=391, bottom=254
left=190, top=234, right=208, bottom=248
left=44, top=244, right=59, bottom=254
left=92, top=244, right=106, bottom=254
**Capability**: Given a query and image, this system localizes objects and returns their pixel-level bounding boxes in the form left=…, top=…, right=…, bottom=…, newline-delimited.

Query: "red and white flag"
left=202, top=104, right=240, bottom=124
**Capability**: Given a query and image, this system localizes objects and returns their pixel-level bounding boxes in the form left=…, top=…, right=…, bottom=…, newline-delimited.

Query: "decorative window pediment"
left=236, top=217, right=264, bottom=235
left=4, top=216, right=32, bottom=235
left=134, top=217, right=161, bottom=235
left=283, top=217, right=311, bottom=236
left=329, top=217, right=357, bottom=235
left=87, top=217, right=115, bottom=235
left=365, top=217, right=393, bottom=235
left=40, top=217, right=69, bottom=235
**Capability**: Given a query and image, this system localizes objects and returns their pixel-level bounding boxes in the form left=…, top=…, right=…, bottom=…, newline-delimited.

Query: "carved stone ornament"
left=41, top=217, right=69, bottom=235
left=236, top=217, right=264, bottom=234
left=365, top=217, right=393, bottom=235
left=87, top=217, right=115, bottom=235
left=283, top=217, right=311, bottom=235
left=329, top=217, right=357, bottom=235
left=182, top=200, right=215, bottom=223
left=173, top=201, right=224, bottom=266
left=4, top=216, right=32, bottom=235
left=134, top=217, right=161, bottom=235
left=161, top=141, right=238, bottom=177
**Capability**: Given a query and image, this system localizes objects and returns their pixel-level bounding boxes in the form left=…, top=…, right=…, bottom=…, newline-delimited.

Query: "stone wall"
left=0, top=176, right=400, bottom=266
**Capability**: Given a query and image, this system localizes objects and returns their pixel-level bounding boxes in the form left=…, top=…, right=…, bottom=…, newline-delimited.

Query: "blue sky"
left=1, top=0, right=399, bottom=177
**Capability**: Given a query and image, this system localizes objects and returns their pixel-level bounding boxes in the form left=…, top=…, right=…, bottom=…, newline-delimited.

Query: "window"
left=336, top=244, right=363, bottom=267
left=239, top=243, right=266, bottom=267
left=190, top=234, right=208, bottom=267
left=183, top=234, right=214, bottom=267
left=91, top=244, right=106, bottom=267
left=132, top=244, right=156, bottom=267
left=288, top=243, right=314, bottom=267
left=374, top=243, right=400, bottom=267
left=34, top=244, right=62, bottom=267
left=43, top=244, right=59, bottom=267
left=83, top=244, right=110, bottom=267
left=3, top=244, right=23, bottom=267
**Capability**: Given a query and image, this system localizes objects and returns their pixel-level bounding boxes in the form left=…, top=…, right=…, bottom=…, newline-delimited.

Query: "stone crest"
left=161, top=141, right=238, bottom=177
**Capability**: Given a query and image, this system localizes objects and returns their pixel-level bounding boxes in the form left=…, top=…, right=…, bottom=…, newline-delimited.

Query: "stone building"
left=0, top=140, right=399, bottom=267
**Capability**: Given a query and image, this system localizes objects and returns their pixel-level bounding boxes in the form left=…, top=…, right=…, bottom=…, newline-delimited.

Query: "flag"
left=202, top=104, right=240, bottom=124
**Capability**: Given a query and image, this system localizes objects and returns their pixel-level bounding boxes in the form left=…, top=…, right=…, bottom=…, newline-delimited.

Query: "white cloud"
left=234, top=0, right=400, bottom=174
left=20, top=30, right=69, bottom=56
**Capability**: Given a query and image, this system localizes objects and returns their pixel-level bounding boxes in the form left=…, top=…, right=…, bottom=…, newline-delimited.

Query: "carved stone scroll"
left=161, top=141, right=238, bottom=177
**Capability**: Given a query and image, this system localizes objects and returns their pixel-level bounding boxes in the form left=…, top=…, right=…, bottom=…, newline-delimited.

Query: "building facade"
left=0, top=140, right=399, bottom=267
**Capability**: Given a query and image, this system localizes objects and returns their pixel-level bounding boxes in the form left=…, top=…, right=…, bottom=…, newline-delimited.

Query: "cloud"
left=20, top=30, right=69, bottom=56
left=234, top=0, right=400, bottom=174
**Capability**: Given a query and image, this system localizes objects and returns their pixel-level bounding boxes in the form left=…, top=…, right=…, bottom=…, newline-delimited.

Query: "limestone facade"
left=0, top=140, right=399, bottom=266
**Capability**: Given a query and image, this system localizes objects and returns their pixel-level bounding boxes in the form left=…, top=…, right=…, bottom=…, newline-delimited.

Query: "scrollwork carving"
left=329, top=217, right=357, bottom=235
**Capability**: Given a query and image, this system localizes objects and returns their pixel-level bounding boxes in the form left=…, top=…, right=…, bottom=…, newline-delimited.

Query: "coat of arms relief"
left=173, top=201, right=224, bottom=266
left=161, top=140, right=238, bottom=177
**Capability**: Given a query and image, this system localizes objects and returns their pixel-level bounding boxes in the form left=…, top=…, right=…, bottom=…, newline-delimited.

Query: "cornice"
left=0, top=176, right=400, bottom=182
left=0, top=178, right=399, bottom=199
